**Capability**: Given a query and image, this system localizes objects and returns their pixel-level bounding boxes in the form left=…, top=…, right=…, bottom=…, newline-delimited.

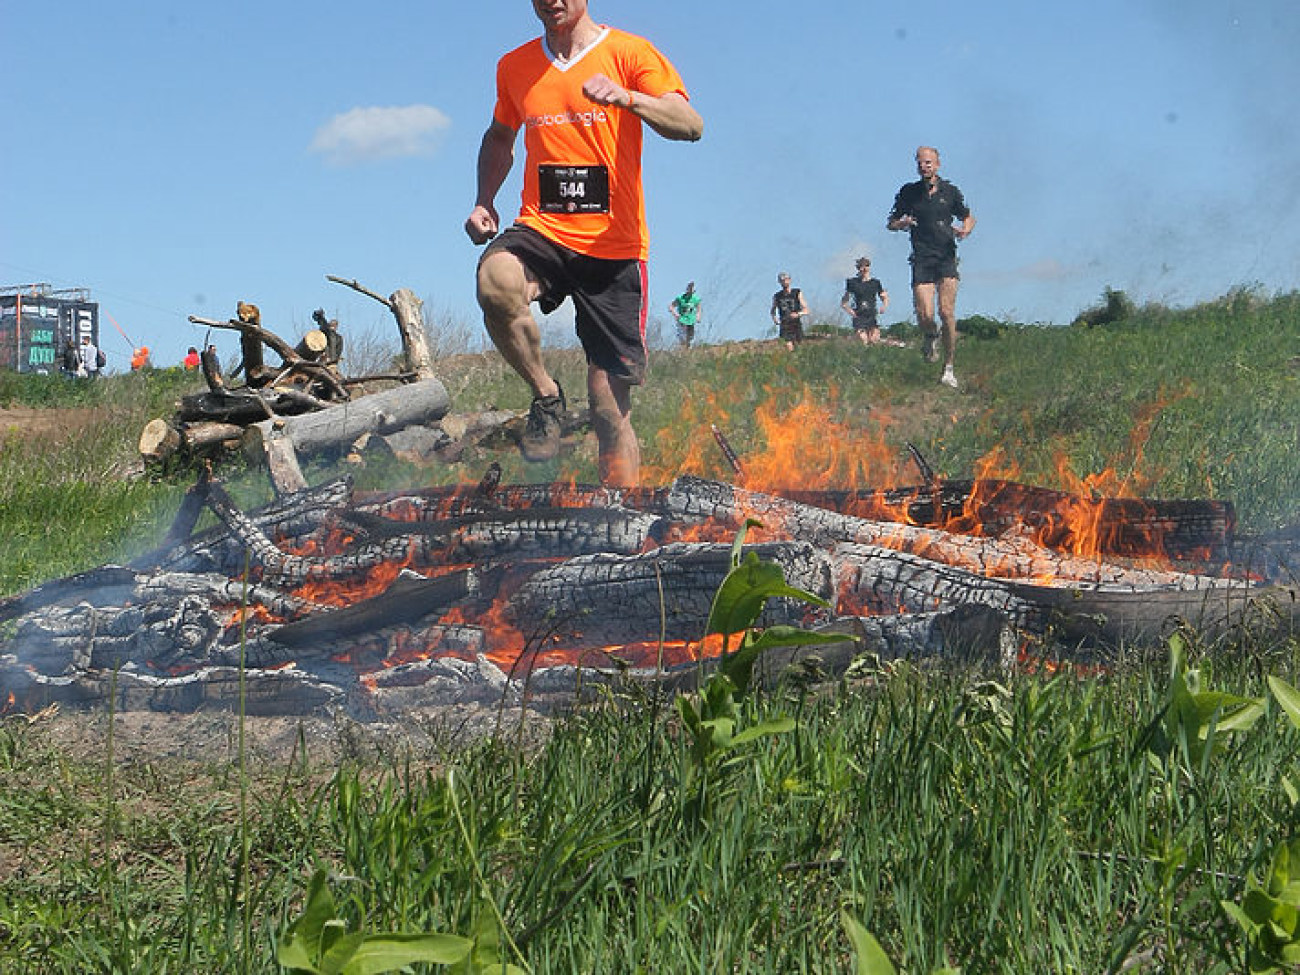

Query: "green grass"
left=1, top=290, right=1299, bottom=971
left=4, top=650, right=1300, bottom=972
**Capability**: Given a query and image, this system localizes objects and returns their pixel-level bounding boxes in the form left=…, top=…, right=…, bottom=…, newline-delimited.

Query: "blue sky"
left=3, top=0, right=1296, bottom=368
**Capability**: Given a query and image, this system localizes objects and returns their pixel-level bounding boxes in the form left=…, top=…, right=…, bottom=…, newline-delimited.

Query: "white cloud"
left=309, top=105, right=451, bottom=166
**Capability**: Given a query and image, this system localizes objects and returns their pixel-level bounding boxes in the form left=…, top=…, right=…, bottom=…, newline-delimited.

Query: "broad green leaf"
left=1222, top=899, right=1260, bottom=936
left=1269, top=676, right=1300, bottom=730
left=342, top=933, right=474, bottom=974
left=728, top=716, right=796, bottom=748
left=720, top=625, right=852, bottom=693
left=279, top=867, right=340, bottom=971
left=318, top=930, right=366, bottom=975
left=841, top=910, right=896, bottom=975
left=278, top=931, right=321, bottom=974
left=1268, top=843, right=1293, bottom=898
left=706, top=551, right=829, bottom=637
left=1282, top=775, right=1299, bottom=808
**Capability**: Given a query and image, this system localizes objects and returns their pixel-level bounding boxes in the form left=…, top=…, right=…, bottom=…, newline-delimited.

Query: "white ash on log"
left=355, top=481, right=637, bottom=521
left=337, top=506, right=665, bottom=564
left=833, top=542, right=1045, bottom=630
left=0, top=658, right=345, bottom=717
left=665, top=475, right=1234, bottom=589
left=507, top=541, right=835, bottom=646
left=751, top=605, right=1020, bottom=683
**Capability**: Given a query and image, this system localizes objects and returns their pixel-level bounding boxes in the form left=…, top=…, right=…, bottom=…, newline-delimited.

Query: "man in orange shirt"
left=465, top=0, right=703, bottom=487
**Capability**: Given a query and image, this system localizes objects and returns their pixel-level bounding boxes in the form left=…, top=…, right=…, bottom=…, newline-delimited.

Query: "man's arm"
left=464, top=120, right=518, bottom=244
left=798, top=292, right=810, bottom=317
left=880, top=288, right=890, bottom=312
left=955, top=213, right=976, bottom=240
left=840, top=292, right=854, bottom=317
left=582, top=76, right=703, bottom=142
left=886, top=187, right=915, bottom=232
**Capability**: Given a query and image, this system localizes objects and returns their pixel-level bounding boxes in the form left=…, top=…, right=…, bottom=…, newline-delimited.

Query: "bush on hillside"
left=1071, top=286, right=1136, bottom=328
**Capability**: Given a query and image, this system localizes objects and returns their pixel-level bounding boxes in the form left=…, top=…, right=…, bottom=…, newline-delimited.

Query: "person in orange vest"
left=130, top=346, right=151, bottom=371
left=183, top=347, right=201, bottom=370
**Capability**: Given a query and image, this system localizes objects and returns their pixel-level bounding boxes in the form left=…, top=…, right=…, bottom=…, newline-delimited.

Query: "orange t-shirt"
left=493, top=27, right=689, bottom=261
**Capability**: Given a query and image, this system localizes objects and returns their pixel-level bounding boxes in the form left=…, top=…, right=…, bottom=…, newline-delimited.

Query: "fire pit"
left=2, top=469, right=1296, bottom=721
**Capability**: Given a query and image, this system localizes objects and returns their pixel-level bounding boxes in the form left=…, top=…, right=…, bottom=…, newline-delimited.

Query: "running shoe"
left=922, top=332, right=940, bottom=362
left=519, top=384, right=566, bottom=462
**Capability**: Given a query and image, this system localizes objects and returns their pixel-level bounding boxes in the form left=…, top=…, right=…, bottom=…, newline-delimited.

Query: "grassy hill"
left=1, top=290, right=1299, bottom=972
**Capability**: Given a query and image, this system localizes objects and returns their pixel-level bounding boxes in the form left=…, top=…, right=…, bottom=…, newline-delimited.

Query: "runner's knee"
left=476, top=251, right=532, bottom=321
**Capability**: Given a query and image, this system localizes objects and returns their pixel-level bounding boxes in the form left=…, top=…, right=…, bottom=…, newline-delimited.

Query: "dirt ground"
left=8, top=699, right=558, bottom=769
left=0, top=406, right=103, bottom=442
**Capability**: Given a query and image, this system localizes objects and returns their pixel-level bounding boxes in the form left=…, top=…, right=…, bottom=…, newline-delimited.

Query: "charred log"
left=507, top=541, right=835, bottom=646
left=665, top=475, right=1234, bottom=589
left=338, top=506, right=664, bottom=562
left=268, top=570, right=479, bottom=647
left=833, top=542, right=1045, bottom=631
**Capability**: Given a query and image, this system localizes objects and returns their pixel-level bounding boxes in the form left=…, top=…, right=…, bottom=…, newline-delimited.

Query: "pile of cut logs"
left=138, top=278, right=460, bottom=493
left=2, top=468, right=1296, bottom=721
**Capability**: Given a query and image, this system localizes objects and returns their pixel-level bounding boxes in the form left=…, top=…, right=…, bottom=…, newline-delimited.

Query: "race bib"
left=538, top=165, right=610, bottom=214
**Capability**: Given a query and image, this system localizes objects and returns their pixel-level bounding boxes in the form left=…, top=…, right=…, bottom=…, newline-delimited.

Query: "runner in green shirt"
left=670, top=281, right=702, bottom=347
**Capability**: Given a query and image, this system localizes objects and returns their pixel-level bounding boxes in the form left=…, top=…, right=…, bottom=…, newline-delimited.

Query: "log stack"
left=2, top=471, right=1296, bottom=721
left=139, top=279, right=454, bottom=494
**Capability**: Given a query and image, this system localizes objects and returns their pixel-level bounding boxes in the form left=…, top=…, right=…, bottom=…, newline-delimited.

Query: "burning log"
left=338, top=506, right=664, bottom=563
left=507, top=541, right=835, bottom=646
left=138, top=477, right=353, bottom=576
left=202, top=482, right=422, bottom=586
left=242, top=378, right=450, bottom=493
left=355, top=482, right=638, bottom=521
left=0, top=464, right=1276, bottom=723
left=833, top=542, right=1045, bottom=630
left=665, top=475, right=1236, bottom=589
left=267, top=570, right=479, bottom=647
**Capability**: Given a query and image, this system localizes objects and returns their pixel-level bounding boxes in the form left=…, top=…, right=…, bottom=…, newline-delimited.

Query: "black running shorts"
left=484, top=225, right=648, bottom=385
left=910, top=256, right=959, bottom=286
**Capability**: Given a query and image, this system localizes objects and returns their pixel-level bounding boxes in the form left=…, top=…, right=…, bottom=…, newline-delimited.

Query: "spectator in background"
left=770, top=272, right=809, bottom=351
left=206, top=344, right=221, bottom=374
left=669, top=281, right=702, bottom=348
left=183, top=347, right=201, bottom=370
left=79, top=335, right=101, bottom=379
left=61, top=342, right=79, bottom=377
left=887, top=145, right=975, bottom=389
left=130, top=346, right=151, bottom=371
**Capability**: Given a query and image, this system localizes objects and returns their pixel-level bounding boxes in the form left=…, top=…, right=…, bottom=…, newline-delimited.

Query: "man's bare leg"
left=912, top=282, right=939, bottom=361
left=476, top=248, right=560, bottom=400
left=587, top=364, right=639, bottom=487
left=937, top=276, right=960, bottom=370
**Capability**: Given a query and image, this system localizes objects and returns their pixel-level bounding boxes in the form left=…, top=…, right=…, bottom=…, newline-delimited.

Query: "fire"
left=645, top=386, right=909, bottom=493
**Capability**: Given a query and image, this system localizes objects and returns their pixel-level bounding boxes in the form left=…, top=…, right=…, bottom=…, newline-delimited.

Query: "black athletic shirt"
left=888, top=178, right=970, bottom=263
left=844, top=277, right=884, bottom=318
left=772, top=288, right=803, bottom=322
